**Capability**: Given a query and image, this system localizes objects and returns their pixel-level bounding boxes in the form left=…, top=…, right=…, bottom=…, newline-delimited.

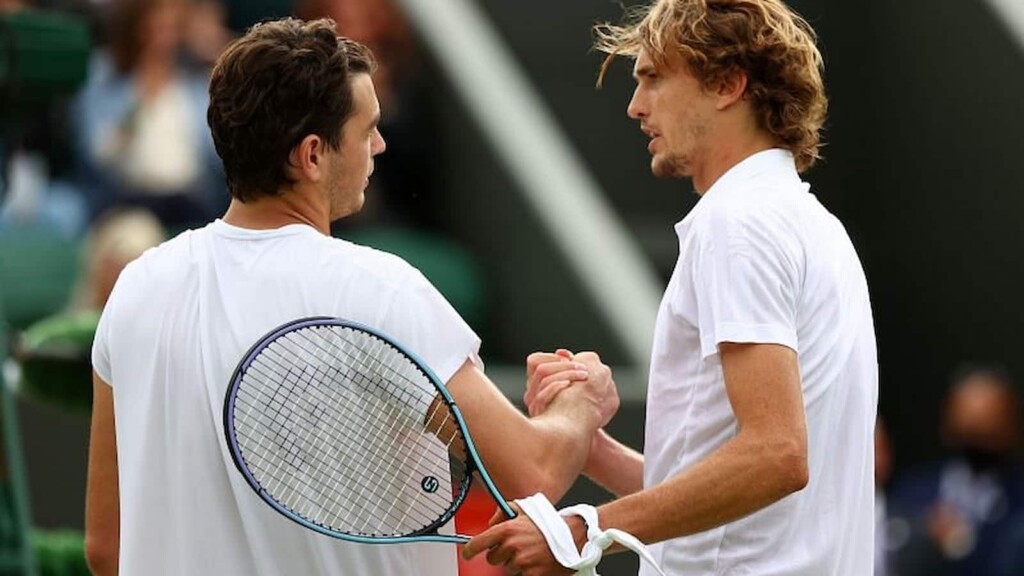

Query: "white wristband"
left=515, top=493, right=666, bottom=576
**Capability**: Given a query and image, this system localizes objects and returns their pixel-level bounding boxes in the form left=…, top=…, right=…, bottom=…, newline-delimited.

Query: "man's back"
left=92, top=220, right=478, bottom=575
left=645, top=150, right=877, bottom=575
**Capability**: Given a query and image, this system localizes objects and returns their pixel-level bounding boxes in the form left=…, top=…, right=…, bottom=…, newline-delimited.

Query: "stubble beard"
left=651, top=119, right=707, bottom=180
left=651, top=152, right=691, bottom=180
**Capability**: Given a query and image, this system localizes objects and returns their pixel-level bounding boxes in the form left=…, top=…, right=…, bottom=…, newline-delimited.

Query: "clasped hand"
left=524, top=349, right=618, bottom=427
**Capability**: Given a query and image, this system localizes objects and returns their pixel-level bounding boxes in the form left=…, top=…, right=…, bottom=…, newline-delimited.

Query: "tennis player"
left=85, top=18, right=618, bottom=576
left=464, top=1, right=878, bottom=574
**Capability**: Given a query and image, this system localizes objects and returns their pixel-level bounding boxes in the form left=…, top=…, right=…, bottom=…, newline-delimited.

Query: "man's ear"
left=287, top=134, right=325, bottom=182
left=714, top=68, right=749, bottom=111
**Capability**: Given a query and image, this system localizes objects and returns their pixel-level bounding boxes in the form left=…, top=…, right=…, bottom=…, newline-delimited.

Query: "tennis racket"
left=223, top=316, right=516, bottom=545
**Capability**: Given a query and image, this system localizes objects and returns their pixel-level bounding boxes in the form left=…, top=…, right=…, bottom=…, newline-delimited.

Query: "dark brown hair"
left=107, top=0, right=185, bottom=74
left=207, top=18, right=375, bottom=201
left=595, top=0, right=827, bottom=172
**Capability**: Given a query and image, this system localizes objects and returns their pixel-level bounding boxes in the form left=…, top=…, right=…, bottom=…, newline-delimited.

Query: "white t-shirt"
left=642, top=149, right=877, bottom=576
left=92, top=220, right=481, bottom=575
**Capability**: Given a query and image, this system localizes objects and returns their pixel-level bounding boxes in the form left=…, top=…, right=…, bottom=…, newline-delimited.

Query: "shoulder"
left=312, top=234, right=429, bottom=292
left=110, top=228, right=201, bottom=298
left=690, top=185, right=803, bottom=254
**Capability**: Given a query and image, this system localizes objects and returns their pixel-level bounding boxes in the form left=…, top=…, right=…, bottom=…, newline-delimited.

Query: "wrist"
left=583, top=429, right=613, bottom=477
left=565, top=513, right=588, bottom=552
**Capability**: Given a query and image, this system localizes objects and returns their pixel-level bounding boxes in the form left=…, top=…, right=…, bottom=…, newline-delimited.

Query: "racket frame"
left=223, top=316, right=514, bottom=545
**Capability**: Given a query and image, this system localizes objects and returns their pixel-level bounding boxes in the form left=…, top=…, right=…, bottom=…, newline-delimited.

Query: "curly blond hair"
left=595, top=0, right=827, bottom=172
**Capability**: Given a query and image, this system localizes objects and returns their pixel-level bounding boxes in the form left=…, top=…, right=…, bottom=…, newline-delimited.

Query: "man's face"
left=142, top=2, right=187, bottom=60
left=627, top=48, right=717, bottom=180
left=325, top=73, right=386, bottom=221
left=945, top=376, right=1018, bottom=458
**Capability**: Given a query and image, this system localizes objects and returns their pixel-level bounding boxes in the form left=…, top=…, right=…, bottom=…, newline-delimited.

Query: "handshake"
left=459, top=352, right=665, bottom=576
left=523, top=349, right=620, bottom=430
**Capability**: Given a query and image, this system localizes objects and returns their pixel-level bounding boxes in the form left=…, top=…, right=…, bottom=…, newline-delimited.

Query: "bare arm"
left=595, top=343, right=807, bottom=542
left=446, top=355, right=617, bottom=503
left=523, top=352, right=643, bottom=497
left=465, top=343, right=808, bottom=569
left=582, top=429, right=644, bottom=497
left=85, top=371, right=119, bottom=576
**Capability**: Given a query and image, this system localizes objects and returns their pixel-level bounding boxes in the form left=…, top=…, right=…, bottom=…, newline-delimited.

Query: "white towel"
left=515, top=493, right=666, bottom=576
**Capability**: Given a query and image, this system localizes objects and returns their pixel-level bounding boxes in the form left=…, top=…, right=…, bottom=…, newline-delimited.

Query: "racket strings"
left=376, top=391, right=452, bottom=528
left=384, top=397, right=466, bottom=531
left=232, top=325, right=471, bottom=536
left=240, top=359, right=426, bottom=527
left=293, top=326, right=469, bottom=489
left=239, top=340, right=452, bottom=528
left=235, top=364, right=410, bottom=525
left=240, top=355, right=454, bottom=534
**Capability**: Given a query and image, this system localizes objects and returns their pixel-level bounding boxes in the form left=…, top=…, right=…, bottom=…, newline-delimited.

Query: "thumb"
left=490, top=500, right=522, bottom=526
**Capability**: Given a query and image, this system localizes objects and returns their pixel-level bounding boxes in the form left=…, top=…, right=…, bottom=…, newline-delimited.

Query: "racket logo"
left=421, top=475, right=440, bottom=493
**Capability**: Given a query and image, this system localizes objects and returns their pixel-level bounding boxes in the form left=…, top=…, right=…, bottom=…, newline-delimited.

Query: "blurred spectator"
left=182, top=0, right=233, bottom=66
left=299, top=0, right=445, bottom=231
left=70, top=207, right=165, bottom=311
left=1, top=149, right=88, bottom=239
left=1, top=1, right=93, bottom=238
left=300, top=0, right=415, bottom=112
left=71, top=0, right=225, bottom=233
left=887, top=366, right=1024, bottom=576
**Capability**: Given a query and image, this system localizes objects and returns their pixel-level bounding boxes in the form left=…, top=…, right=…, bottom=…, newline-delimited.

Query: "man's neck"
left=692, top=133, right=778, bottom=195
left=222, top=193, right=329, bottom=235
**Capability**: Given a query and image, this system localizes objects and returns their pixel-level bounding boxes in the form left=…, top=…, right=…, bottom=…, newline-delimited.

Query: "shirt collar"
left=702, top=148, right=799, bottom=197
left=674, top=148, right=800, bottom=234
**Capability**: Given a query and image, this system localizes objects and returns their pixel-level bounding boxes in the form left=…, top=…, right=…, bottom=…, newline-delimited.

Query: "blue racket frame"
left=223, top=316, right=516, bottom=545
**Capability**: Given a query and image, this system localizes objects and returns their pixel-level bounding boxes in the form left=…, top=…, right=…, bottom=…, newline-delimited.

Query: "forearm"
left=517, top=388, right=603, bottom=501
left=448, top=363, right=601, bottom=502
left=583, top=429, right=644, bottom=497
left=86, top=374, right=120, bottom=575
left=597, top=430, right=807, bottom=545
left=84, top=550, right=118, bottom=576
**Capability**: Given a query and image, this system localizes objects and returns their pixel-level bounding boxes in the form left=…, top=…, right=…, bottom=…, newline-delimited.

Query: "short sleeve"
left=91, top=295, right=115, bottom=386
left=693, top=203, right=801, bottom=359
left=91, top=257, right=136, bottom=386
left=379, top=269, right=482, bottom=384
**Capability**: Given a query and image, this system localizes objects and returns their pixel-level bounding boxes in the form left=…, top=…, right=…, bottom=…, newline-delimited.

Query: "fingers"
left=466, top=501, right=524, bottom=560
left=489, top=501, right=522, bottom=527
left=526, top=352, right=565, bottom=380
left=524, top=351, right=616, bottom=420
left=571, top=351, right=604, bottom=370
left=486, top=542, right=514, bottom=568
left=558, top=352, right=619, bottom=427
left=463, top=523, right=507, bottom=560
left=469, top=515, right=573, bottom=576
left=526, top=361, right=588, bottom=416
left=532, top=380, right=574, bottom=415
left=525, top=353, right=579, bottom=406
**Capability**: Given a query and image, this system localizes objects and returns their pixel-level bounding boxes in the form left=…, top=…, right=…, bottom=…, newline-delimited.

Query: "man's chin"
left=651, top=157, right=688, bottom=180
left=329, top=194, right=366, bottom=222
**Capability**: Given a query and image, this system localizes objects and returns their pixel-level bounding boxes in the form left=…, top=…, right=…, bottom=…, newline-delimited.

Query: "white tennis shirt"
left=642, top=149, right=877, bottom=575
left=92, top=220, right=480, bottom=575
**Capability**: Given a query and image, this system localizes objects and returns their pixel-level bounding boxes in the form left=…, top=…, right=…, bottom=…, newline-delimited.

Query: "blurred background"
left=0, top=0, right=1021, bottom=574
